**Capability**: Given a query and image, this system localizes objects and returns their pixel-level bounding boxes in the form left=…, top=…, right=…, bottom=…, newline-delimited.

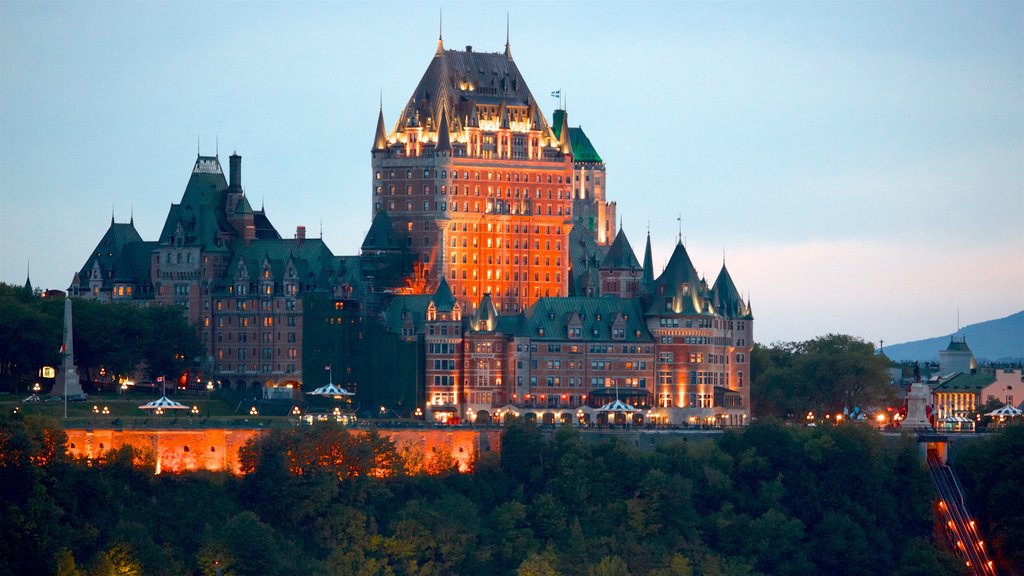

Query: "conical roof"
left=470, top=293, right=498, bottom=332
left=431, top=277, right=457, bottom=311
left=373, top=107, right=388, bottom=151
left=641, top=232, right=654, bottom=286
left=711, top=263, right=750, bottom=318
left=435, top=107, right=452, bottom=152
left=600, top=228, right=641, bottom=271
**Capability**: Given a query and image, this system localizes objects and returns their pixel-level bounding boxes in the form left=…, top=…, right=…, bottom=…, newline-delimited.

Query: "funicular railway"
left=922, top=434, right=996, bottom=576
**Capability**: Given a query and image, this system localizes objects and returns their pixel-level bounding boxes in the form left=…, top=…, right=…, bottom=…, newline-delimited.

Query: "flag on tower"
left=550, top=90, right=560, bottom=98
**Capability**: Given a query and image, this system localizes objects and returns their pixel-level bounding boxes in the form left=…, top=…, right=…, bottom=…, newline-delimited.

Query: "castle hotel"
left=71, top=34, right=753, bottom=426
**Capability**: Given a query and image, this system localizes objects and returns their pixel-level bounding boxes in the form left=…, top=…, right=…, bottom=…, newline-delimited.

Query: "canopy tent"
left=596, top=399, right=638, bottom=413
left=985, top=404, right=1023, bottom=418
left=138, top=396, right=188, bottom=411
left=306, top=383, right=355, bottom=398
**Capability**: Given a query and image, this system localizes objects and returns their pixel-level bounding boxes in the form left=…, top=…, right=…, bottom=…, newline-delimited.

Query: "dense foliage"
left=0, top=413, right=971, bottom=576
left=955, top=424, right=1024, bottom=573
left=0, top=283, right=202, bottom=393
left=751, top=334, right=895, bottom=419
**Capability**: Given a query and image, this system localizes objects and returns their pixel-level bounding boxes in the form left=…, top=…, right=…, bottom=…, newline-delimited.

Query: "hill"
left=883, top=310, right=1024, bottom=362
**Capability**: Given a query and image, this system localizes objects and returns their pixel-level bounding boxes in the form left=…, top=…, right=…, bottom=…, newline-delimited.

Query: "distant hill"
left=883, top=311, right=1024, bottom=363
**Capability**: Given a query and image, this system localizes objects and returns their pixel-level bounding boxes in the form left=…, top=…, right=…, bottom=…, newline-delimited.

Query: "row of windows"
left=377, top=169, right=566, bottom=184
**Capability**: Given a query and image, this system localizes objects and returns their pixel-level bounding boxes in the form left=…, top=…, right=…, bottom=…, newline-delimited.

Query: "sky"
left=1, top=1, right=1021, bottom=345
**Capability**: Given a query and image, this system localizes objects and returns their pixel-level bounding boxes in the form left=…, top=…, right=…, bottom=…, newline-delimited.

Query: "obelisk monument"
left=57, top=297, right=85, bottom=401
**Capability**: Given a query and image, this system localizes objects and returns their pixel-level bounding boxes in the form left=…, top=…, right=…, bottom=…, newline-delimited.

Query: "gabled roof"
left=600, top=228, right=641, bottom=271
left=945, top=339, right=972, bottom=353
left=551, top=110, right=602, bottom=163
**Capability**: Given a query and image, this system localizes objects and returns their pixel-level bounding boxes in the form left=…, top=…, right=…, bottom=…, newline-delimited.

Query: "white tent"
left=138, top=396, right=188, bottom=411
left=596, top=399, right=637, bottom=413
left=985, top=404, right=1023, bottom=418
left=306, top=383, right=355, bottom=398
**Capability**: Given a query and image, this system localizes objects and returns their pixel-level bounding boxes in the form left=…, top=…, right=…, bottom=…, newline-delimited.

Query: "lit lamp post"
left=414, top=407, right=423, bottom=419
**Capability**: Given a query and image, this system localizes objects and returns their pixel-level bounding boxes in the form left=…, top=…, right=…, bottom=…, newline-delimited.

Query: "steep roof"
left=551, top=110, right=603, bottom=163
left=469, top=293, right=499, bottom=332
left=393, top=43, right=555, bottom=141
left=430, top=277, right=457, bottom=312
left=382, top=294, right=433, bottom=334
left=641, top=232, right=654, bottom=287
left=75, top=220, right=146, bottom=288
left=568, top=224, right=604, bottom=296
left=647, top=240, right=709, bottom=316
left=600, top=228, right=641, bottom=271
left=361, top=210, right=403, bottom=252
left=224, top=238, right=339, bottom=291
left=526, top=297, right=652, bottom=342
left=157, top=156, right=236, bottom=251
left=711, top=263, right=751, bottom=319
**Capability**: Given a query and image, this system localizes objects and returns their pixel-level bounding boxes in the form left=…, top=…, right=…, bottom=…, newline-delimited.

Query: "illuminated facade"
left=371, top=37, right=576, bottom=314
left=71, top=154, right=356, bottom=393
left=387, top=227, right=753, bottom=427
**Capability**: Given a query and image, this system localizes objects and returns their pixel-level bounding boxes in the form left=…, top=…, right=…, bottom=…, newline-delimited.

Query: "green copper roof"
left=430, top=278, right=457, bottom=312
left=600, top=228, right=641, bottom=271
left=75, top=220, right=146, bottom=289
left=932, top=371, right=996, bottom=393
left=361, top=210, right=403, bottom=252
left=711, top=263, right=751, bottom=319
left=382, top=294, right=433, bottom=334
left=551, top=110, right=603, bottom=163
left=526, top=297, right=652, bottom=342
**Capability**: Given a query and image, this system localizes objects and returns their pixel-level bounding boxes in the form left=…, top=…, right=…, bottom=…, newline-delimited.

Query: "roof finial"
left=504, top=12, right=512, bottom=58
left=130, top=203, right=134, bottom=225
left=676, top=213, right=683, bottom=243
left=197, top=134, right=200, bottom=157
left=320, top=218, right=323, bottom=239
left=436, top=8, right=444, bottom=55
left=216, top=135, right=219, bottom=157
left=111, top=204, right=115, bottom=225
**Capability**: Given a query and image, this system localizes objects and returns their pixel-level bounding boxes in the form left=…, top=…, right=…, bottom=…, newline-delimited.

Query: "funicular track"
left=927, top=451, right=996, bottom=576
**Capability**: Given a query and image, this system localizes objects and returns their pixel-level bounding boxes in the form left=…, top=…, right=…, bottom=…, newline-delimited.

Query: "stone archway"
left=475, top=410, right=490, bottom=425
left=542, top=413, right=555, bottom=425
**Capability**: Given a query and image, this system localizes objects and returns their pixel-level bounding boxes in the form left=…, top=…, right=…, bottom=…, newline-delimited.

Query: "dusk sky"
left=1, top=1, right=1021, bottom=345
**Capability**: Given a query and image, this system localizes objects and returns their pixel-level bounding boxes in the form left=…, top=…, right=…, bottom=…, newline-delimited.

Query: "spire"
left=373, top=105, right=388, bottom=151
left=435, top=107, right=451, bottom=152
left=504, top=13, right=512, bottom=59
left=436, top=8, right=444, bottom=56
left=558, top=108, right=573, bottom=156
left=642, top=230, right=654, bottom=286
left=25, top=260, right=32, bottom=291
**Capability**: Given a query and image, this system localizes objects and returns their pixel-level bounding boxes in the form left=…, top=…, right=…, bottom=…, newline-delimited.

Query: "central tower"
left=371, top=35, right=574, bottom=313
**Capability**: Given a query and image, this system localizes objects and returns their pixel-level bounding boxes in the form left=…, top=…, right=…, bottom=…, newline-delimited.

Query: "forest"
left=3, top=413, right=1008, bottom=576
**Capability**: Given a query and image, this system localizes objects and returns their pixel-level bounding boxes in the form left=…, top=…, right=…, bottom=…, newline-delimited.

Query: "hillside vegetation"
left=0, top=414, right=976, bottom=576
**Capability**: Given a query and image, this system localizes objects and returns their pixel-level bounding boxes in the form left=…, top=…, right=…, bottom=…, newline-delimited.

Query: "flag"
left=156, top=376, right=165, bottom=383
left=550, top=90, right=560, bottom=98
left=59, top=343, right=66, bottom=354
left=325, top=365, right=331, bottom=371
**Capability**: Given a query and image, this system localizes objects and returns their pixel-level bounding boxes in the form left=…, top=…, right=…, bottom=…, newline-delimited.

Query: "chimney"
left=229, top=152, right=242, bottom=189
left=465, top=45, right=472, bottom=52
left=296, top=225, right=306, bottom=246
left=244, top=224, right=255, bottom=244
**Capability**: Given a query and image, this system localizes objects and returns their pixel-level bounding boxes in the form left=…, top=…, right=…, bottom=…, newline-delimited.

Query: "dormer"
left=259, top=256, right=274, bottom=297
left=567, top=311, right=583, bottom=339
left=611, top=312, right=626, bottom=340
left=284, top=255, right=298, bottom=296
